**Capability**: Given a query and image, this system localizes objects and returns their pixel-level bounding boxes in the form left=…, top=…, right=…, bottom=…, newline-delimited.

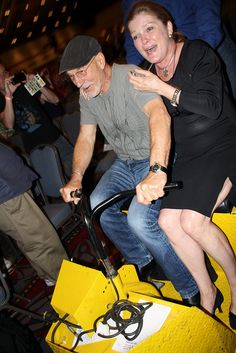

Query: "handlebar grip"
left=70, top=189, right=82, bottom=198
left=163, top=181, right=183, bottom=191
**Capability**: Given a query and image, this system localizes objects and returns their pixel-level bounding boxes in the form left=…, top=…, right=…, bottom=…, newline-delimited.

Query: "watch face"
left=150, top=163, right=167, bottom=174
left=152, top=164, right=160, bottom=172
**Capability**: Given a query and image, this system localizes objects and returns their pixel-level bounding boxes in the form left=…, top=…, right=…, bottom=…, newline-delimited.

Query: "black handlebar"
left=71, top=181, right=183, bottom=223
left=70, top=181, right=183, bottom=200
left=70, top=181, right=182, bottom=277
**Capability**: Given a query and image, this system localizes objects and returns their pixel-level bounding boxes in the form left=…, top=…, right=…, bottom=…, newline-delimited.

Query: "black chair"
left=29, top=144, right=82, bottom=239
left=61, top=112, right=80, bottom=146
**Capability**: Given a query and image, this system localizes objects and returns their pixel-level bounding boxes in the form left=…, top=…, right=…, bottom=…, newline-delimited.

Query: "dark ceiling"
left=0, top=0, right=115, bottom=52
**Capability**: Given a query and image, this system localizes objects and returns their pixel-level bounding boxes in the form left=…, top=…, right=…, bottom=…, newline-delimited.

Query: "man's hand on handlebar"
left=136, top=171, right=167, bottom=205
left=59, top=179, right=82, bottom=205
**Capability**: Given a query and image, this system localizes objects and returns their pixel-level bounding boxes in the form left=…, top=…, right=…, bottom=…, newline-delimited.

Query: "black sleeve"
left=179, top=40, right=223, bottom=119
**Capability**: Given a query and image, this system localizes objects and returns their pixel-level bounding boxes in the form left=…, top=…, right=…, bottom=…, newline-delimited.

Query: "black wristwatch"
left=149, top=163, right=168, bottom=174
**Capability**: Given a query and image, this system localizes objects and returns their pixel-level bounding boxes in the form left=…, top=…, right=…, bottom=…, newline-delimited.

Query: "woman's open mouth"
left=145, top=44, right=157, bottom=55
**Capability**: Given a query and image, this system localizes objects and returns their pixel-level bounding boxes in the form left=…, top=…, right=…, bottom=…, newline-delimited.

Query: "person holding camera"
left=0, top=63, right=73, bottom=177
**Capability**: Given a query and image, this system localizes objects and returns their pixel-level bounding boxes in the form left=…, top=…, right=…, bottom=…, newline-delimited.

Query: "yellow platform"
left=46, top=210, right=236, bottom=353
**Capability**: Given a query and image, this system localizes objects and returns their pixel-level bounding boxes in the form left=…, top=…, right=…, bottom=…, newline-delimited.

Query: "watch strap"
left=149, top=163, right=168, bottom=174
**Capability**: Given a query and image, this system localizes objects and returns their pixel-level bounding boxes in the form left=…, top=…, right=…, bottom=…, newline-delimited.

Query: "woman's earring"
left=168, top=33, right=173, bottom=38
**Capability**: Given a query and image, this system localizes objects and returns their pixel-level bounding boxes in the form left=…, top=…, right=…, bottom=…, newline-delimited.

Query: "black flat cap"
left=59, top=35, right=102, bottom=74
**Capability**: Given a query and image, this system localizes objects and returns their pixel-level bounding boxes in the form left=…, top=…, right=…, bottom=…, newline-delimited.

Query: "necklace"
left=162, top=67, right=170, bottom=77
left=158, top=45, right=176, bottom=78
left=160, top=54, right=175, bottom=77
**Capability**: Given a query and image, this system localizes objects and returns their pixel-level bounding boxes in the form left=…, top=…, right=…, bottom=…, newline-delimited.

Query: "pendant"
left=162, top=67, right=168, bottom=77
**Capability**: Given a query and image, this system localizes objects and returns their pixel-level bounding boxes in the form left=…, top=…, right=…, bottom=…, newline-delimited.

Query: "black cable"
left=47, top=274, right=119, bottom=351
left=48, top=311, right=83, bottom=345
left=110, top=276, right=120, bottom=301
left=51, top=314, right=82, bottom=343
left=49, top=299, right=152, bottom=350
left=51, top=313, right=69, bottom=344
left=69, top=327, right=95, bottom=351
left=69, top=299, right=153, bottom=351
left=59, top=317, right=82, bottom=329
left=93, top=299, right=153, bottom=341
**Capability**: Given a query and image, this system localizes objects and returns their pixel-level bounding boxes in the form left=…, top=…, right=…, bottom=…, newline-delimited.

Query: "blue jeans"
left=90, top=158, right=198, bottom=298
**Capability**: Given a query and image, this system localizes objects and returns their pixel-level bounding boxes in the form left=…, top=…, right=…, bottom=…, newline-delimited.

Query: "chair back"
left=30, top=144, right=66, bottom=198
left=61, top=112, right=80, bottom=145
left=29, top=144, right=80, bottom=232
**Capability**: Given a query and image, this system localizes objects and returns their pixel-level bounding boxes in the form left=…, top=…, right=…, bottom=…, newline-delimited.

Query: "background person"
left=0, top=64, right=73, bottom=177
left=0, top=138, right=69, bottom=285
left=126, top=1, right=236, bottom=329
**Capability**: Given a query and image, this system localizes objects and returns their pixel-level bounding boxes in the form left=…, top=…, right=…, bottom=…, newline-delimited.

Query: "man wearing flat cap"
left=59, top=35, right=199, bottom=304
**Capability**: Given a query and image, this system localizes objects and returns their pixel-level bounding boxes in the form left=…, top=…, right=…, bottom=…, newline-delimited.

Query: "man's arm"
left=136, top=97, right=171, bottom=204
left=60, top=124, right=97, bottom=203
left=0, top=77, right=19, bottom=129
left=40, top=85, right=60, bottom=104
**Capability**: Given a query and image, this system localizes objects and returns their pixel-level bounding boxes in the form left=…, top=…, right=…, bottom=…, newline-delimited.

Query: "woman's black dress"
left=160, top=40, right=236, bottom=216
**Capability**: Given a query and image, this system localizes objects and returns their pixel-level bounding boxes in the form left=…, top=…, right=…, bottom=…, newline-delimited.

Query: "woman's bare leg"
left=159, top=209, right=216, bottom=312
left=181, top=210, right=236, bottom=313
left=159, top=178, right=236, bottom=314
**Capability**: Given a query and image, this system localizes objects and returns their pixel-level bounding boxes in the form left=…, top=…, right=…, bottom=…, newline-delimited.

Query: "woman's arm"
left=129, top=42, right=224, bottom=119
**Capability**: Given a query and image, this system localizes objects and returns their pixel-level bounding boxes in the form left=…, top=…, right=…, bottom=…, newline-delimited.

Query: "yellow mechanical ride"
left=45, top=184, right=236, bottom=353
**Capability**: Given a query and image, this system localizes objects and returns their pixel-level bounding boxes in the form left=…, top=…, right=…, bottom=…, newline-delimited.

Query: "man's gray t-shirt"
left=80, top=63, right=162, bottom=160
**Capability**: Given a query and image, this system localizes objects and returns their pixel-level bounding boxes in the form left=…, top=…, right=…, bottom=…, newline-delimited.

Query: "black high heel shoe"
left=212, top=287, right=224, bottom=316
left=229, top=311, right=236, bottom=330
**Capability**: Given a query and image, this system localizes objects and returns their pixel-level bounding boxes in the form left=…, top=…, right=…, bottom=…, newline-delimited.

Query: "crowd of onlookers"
left=0, top=2, right=236, bottom=348
left=0, top=0, right=235, bottom=286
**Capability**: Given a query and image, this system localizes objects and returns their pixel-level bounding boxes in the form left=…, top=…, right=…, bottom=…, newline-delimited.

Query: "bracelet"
left=170, top=88, right=181, bottom=107
left=5, top=95, right=13, bottom=100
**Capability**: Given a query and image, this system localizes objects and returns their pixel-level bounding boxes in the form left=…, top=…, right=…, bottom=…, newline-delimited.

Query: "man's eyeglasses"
left=69, top=55, right=96, bottom=82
